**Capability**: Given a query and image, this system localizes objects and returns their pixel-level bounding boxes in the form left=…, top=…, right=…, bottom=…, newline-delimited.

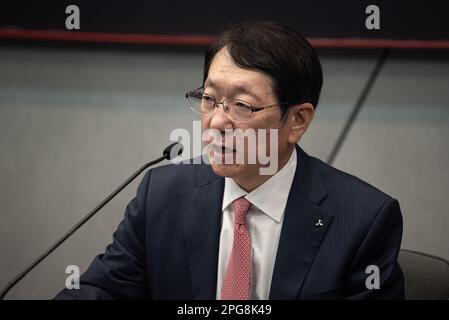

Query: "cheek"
left=200, top=118, right=213, bottom=150
left=277, top=125, right=290, bottom=142
left=201, top=117, right=210, bottom=131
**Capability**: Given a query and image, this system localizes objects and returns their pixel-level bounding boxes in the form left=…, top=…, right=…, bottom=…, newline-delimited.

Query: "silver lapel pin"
left=315, top=219, right=324, bottom=227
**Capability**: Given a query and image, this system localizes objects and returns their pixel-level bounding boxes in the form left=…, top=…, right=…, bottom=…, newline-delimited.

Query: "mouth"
left=213, top=144, right=236, bottom=154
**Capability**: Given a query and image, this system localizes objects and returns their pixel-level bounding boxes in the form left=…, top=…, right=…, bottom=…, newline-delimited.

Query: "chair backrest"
left=398, top=249, right=449, bottom=300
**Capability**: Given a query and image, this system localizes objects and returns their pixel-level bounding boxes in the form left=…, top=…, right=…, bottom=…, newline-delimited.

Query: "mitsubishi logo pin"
left=315, top=218, right=324, bottom=227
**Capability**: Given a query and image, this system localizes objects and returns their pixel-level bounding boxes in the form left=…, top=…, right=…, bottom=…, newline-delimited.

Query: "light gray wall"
left=0, top=45, right=448, bottom=299
left=332, top=51, right=449, bottom=262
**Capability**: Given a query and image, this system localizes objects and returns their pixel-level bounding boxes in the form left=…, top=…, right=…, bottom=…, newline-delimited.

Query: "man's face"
left=201, top=48, right=293, bottom=181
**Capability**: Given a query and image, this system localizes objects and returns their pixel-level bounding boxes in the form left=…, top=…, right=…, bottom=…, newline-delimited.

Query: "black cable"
left=326, top=48, right=390, bottom=165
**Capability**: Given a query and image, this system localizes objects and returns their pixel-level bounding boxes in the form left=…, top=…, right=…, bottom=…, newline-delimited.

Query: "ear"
left=286, top=103, right=315, bottom=144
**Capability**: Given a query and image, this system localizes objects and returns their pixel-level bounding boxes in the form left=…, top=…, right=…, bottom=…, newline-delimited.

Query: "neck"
left=233, top=146, right=295, bottom=192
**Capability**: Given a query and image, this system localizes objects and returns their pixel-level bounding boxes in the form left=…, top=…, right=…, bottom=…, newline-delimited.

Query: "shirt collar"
left=222, top=148, right=297, bottom=222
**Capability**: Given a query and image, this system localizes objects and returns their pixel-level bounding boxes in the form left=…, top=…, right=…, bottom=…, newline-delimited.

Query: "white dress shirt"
left=216, top=149, right=297, bottom=300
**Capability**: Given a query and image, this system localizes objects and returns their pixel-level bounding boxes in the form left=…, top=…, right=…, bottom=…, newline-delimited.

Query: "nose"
left=208, top=102, right=234, bottom=131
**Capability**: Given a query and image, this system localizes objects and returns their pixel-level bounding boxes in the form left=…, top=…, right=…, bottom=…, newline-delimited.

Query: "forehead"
left=205, top=48, right=276, bottom=102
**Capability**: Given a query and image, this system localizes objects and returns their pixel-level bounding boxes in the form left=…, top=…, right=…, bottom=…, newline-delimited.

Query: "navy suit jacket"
left=56, top=146, right=404, bottom=299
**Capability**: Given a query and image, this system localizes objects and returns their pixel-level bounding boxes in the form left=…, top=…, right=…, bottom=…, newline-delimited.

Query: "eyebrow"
left=204, top=79, right=261, bottom=102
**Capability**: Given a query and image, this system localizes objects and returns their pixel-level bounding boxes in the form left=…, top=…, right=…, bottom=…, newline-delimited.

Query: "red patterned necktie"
left=221, top=197, right=252, bottom=300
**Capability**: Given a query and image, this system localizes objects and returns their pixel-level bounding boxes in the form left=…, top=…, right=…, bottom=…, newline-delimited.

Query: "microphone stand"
left=0, top=142, right=182, bottom=299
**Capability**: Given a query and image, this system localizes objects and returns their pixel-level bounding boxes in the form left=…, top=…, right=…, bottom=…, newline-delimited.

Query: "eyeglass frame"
left=185, top=87, right=289, bottom=122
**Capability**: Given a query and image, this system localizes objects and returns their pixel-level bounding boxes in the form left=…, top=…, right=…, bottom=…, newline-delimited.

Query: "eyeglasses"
left=185, top=88, right=288, bottom=122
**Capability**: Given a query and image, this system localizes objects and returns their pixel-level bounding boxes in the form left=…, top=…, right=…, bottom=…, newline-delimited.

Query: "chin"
left=211, top=161, right=252, bottom=178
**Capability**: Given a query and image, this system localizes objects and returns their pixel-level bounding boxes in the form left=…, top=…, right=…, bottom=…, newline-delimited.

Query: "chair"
left=398, top=249, right=449, bottom=300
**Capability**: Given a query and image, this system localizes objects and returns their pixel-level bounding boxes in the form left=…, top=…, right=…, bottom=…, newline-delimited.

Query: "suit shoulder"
left=150, top=161, right=194, bottom=183
left=308, top=156, right=401, bottom=241
left=146, top=158, right=217, bottom=192
left=310, top=156, right=394, bottom=205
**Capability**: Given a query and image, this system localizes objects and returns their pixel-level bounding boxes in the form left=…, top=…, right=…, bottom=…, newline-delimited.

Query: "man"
left=56, top=22, right=404, bottom=300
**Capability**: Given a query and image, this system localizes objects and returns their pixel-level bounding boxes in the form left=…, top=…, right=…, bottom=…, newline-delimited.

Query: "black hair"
left=203, top=21, right=323, bottom=116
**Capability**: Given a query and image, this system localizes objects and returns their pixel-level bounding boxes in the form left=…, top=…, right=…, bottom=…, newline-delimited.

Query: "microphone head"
left=163, top=142, right=183, bottom=160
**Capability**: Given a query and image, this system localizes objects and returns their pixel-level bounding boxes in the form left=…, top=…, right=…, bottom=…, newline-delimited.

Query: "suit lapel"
left=181, top=165, right=224, bottom=299
left=180, top=146, right=333, bottom=300
left=269, top=146, right=333, bottom=299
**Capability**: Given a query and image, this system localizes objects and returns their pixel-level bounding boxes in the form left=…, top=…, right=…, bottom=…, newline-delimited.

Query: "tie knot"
left=232, top=197, right=251, bottom=225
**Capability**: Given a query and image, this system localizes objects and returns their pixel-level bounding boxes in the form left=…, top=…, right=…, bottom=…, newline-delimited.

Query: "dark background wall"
left=2, top=1, right=448, bottom=40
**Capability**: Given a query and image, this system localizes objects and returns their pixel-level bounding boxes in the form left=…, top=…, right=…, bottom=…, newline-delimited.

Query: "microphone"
left=0, top=142, right=183, bottom=299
